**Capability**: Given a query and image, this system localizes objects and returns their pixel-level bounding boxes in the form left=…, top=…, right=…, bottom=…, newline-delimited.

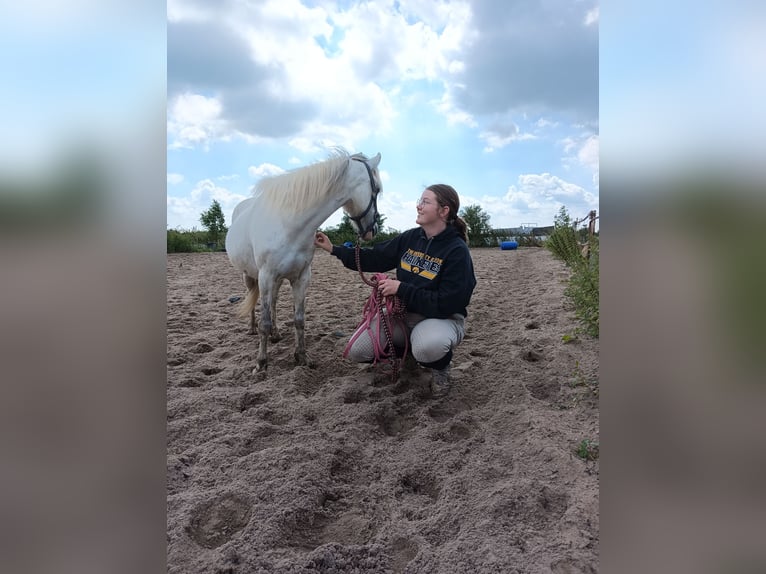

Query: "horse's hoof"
left=254, top=361, right=268, bottom=373
left=270, top=333, right=282, bottom=343
left=294, top=353, right=315, bottom=368
left=247, top=329, right=256, bottom=336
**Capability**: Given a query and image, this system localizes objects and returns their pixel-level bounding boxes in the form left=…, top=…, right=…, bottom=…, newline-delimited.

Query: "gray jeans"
left=345, top=311, right=466, bottom=365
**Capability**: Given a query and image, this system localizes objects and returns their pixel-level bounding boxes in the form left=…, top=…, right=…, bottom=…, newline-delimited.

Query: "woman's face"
left=416, top=189, right=447, bottom=226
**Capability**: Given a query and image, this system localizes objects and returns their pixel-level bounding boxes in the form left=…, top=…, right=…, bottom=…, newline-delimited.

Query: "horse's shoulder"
left=232, top=196, right=256, bottom=222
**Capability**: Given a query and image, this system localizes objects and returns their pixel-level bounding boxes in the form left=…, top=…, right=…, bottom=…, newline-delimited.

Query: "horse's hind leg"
left=290, top=266, right=315, bottom=368
left=243, top=273, right=257, bottom=335
left=254, top=279, right=274, bottom=372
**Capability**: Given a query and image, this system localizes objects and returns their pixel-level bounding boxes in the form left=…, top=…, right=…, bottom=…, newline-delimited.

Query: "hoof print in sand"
left=390, top=537, right=419, bottom=573
left=178, top=377, right=202, bottom=388
left=342, top=385, right=365, bottom=404
left=187, top=493, right=251, bottom=549
left=397, top=472, right=440, bottom=504
left=200, top=365, right=224, bottom=376
left=550, top=557, right=597, bottom=574
left=239, top=391, right=268, bottom=412
left=426, top=400, right=470, bottom=422
left=375, top=407, right=417, bottom=437
left=283, top=507, right=376, bottom=550
left=440, top=421, right=473, bottom=442
left=521, top=349, right=544, bottom=362
left=526, top=379, right=561, bottom=402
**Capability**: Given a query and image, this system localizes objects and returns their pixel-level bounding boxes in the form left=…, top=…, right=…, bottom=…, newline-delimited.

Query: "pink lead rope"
left=343, top=242, right=408, bottom=381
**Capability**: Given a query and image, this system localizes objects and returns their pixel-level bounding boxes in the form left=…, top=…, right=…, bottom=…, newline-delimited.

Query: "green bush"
left=545, top=207, right=583, bottom=266
left=515, top=233, right=543, bottom=248
left=545, top=207, right=599, bottom=338
left=321, top=213, right=399, bottom=246
left=167, top=228, right=215, bottom=253
left=565, top=236, right=599, bottom=337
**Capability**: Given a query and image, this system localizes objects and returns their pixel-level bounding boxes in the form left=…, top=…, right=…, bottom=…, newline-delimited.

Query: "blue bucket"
left=500, top=241, right=518, bottom=250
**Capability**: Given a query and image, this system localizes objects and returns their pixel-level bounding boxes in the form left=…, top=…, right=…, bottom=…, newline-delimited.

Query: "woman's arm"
left=326, top=233, right=408, bottom=273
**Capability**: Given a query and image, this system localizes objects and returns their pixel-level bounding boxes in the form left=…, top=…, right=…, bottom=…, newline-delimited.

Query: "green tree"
left=200, top=200, right=227, bottom=245
left=460, top=204, right=493, bottom=247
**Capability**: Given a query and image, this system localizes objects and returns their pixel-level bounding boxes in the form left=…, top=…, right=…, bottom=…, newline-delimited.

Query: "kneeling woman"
left=314, top=184, right=477, bottom=397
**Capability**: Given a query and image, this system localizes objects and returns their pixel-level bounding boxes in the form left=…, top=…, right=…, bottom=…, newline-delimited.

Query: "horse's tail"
left=238, top=276, right=259, bottom=319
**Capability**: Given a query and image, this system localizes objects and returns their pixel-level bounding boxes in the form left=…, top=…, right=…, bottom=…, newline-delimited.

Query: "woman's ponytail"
left=452, top=216, right=469, bottom=243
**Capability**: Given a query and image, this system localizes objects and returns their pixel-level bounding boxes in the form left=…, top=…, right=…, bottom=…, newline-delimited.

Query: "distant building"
left=493, top=225, right=554, bottom=243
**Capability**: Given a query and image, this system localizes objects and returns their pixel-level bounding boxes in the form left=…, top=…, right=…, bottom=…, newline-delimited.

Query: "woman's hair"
left=426, top=184, right=468, bottom=243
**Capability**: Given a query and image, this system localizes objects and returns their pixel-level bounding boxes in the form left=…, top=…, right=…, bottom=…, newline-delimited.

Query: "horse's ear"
left=370, top=152, right=381, bottom=168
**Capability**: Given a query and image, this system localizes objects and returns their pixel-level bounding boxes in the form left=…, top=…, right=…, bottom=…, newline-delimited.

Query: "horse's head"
left=347, top=153, right=382, bottom=241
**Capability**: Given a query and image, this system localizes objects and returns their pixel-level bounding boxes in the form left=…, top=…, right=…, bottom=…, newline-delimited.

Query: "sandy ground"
left=166, top=247, right=599, bottom=573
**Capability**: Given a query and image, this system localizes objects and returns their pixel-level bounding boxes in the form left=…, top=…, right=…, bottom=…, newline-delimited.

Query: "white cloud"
left=577, top=134, right=600, bottom=185
left=446, top=0, right=598, bottom=125
left=535, top=118, right=559, bottom=129
left=167, top=0, right=472, bottom=149
left=511, top=173, right=586, bottom=201
left=435, top=87, right=477, bottom=127
left=167, top=173, right=184, bottom=185
left=248, top=163, right=285, bottom=179
left=166, top=0, right=599, bottom=232
left=167, top=93, right=228, bottom=149
left=480, top=119, right=536, bottom=152
left=585, top=6, right=599, bottom=26
left=167, top=178, right=250, bottom=229
left=560, top=133, right=599, bottom=185
left=480, top=172, right=598, bottom=226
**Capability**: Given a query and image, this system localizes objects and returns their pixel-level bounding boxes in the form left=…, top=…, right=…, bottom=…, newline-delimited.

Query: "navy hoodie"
left=331, top=226, right=477, bottom=319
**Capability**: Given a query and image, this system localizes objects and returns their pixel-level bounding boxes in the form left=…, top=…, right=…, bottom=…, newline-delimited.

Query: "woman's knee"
left=410, top=333, right=452, bottom=364
left=410, top=318, right=462, bottom=364
left=346, top=337, right=375, bottom=363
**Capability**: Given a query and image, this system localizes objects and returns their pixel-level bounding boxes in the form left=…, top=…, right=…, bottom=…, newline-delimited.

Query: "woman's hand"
left=314, top=231, right=333, bottom=253
left=377, top=276, right=401, bottom=297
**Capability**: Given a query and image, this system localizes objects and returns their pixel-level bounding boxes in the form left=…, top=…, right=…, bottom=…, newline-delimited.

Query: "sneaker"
left=430, top=365, right=451, bottom=398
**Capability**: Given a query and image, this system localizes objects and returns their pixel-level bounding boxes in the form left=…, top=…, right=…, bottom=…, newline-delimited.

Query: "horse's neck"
left=294, top=196, right=348, bottom=239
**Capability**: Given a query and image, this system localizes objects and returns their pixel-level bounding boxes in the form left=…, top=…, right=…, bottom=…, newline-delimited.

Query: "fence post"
left=585, top=210, right=597, bottom=260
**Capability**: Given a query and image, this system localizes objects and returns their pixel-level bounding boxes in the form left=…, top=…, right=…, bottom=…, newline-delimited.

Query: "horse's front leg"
left=269, top=284, right=282, bottom=343
left=243, top=273, right=257, bottom=335
left=291, top=267, right=315, bottom=368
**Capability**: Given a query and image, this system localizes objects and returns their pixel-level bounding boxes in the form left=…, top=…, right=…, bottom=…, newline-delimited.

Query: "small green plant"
left=568, top=360, right=599, bottom=404
left=576, top=439, right=599, bottom=461
left=562, top=333, right=579, bottom=344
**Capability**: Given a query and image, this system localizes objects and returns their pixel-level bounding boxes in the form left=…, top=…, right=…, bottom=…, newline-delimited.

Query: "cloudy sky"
left=167, top=0, right=599, bottom=233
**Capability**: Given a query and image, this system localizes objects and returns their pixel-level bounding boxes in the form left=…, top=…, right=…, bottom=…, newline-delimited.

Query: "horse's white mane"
left=256, top=148, right=370, bottom=214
